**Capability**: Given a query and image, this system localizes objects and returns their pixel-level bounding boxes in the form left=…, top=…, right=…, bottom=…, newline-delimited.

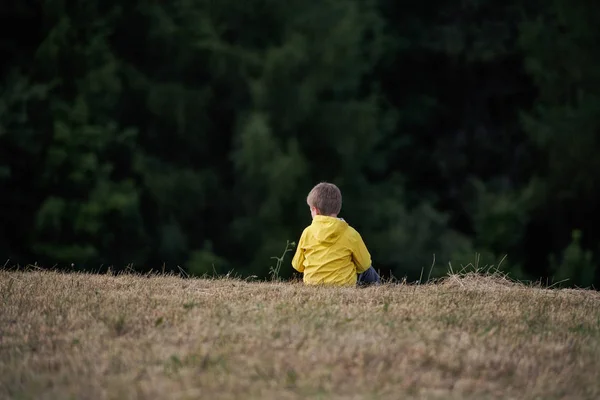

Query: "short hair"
left=307, top=182, right=342, bottom=215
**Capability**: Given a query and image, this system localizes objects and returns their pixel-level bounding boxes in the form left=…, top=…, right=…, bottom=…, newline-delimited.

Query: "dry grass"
left=1, top=270, right=599, bottom=400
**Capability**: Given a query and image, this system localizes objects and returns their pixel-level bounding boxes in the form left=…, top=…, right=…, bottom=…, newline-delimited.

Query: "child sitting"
left=291, top=182, right=381, bottom=286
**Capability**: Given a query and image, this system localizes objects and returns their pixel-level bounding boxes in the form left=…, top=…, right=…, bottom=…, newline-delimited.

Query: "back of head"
left=307, top=182, right=342, bottom=216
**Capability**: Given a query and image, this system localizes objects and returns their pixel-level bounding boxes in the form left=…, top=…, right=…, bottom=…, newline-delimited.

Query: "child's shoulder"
left=343, top=223, right=363, bottom=239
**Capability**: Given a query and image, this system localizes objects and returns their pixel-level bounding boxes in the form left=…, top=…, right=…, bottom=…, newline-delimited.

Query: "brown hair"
left=307, top=182, right=342, bottom=216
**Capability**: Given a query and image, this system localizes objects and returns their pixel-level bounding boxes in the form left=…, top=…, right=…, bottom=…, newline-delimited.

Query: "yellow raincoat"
left=291, top=215, right=371, bottom=286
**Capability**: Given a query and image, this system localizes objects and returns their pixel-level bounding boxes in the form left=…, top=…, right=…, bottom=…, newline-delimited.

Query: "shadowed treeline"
left=1, top=0, right=599, bottom=286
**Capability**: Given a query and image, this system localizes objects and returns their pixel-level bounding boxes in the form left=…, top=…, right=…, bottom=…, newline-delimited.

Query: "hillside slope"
left=1, top=271, right=599, bottom=399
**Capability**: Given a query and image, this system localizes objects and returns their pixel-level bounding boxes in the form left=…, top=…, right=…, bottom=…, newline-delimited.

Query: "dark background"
left=1, top=0, right=599, bottom=287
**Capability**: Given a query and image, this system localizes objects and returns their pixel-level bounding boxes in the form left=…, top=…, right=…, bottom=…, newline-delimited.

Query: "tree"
left=1, top=1, right=146, bottom=268
left=520, top=0, right=600, bottom=283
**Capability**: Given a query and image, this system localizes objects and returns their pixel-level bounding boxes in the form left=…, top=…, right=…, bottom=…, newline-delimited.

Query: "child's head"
left=306, top=182, right=342, bottom=218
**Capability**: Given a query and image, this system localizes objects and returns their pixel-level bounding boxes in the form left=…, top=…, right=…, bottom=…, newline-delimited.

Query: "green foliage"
left=186, top=242, right=228, bottom=277
left=550, top=230, right=596, bottom=287
left=1, top=0, right=599, bottom=287
left=468, top=179, right=540, bottom=279
left=269, top=241, right=296, bottom=282
left=519, top=0, right=600, bottom=281
left=355, top=180, right=475, bottom=279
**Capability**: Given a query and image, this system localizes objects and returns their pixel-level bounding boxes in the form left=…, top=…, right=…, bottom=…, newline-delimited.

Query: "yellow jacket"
left=291, top=216, right=371, bottom=286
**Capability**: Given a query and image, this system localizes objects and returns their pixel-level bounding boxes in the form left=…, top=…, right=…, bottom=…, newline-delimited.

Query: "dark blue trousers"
left=357, top=266, right=381, bottom=285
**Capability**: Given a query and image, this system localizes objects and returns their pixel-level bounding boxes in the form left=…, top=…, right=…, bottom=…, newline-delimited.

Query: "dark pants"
left=358, top=266, right=381, bottom=286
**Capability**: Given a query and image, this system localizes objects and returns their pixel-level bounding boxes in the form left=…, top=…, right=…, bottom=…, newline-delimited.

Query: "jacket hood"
left=310, top=215, right=348, bottom=245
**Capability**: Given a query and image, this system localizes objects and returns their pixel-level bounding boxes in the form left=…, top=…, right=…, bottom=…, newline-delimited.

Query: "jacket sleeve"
left=291, top=230, right=306, bottom=272
left=349, top=228, right=372, bottom=273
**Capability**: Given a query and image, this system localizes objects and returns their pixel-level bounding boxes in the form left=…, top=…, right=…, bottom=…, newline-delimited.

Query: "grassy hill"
left=1, top=270, right=599, bottom=399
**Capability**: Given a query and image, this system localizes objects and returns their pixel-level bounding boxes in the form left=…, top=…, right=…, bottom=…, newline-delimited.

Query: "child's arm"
left=349, top=229, right=372, bottom=274
left=291, top=230, right=306, bottom=273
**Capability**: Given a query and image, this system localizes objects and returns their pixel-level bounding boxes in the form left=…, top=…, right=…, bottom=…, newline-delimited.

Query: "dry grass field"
left=1, top=269, right=599, bottom=400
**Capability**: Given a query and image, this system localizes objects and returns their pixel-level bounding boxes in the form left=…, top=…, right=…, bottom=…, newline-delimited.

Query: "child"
left=291, top=182, right=381, bottom=286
